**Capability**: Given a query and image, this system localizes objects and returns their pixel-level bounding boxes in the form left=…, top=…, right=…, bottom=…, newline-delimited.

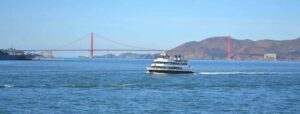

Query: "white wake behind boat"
left=146, top=52, right=193, bottom=74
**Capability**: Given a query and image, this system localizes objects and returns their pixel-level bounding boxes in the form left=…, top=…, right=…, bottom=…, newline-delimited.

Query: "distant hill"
left=167, top=37, right=300, bottom=60
left=96, top=53, right=159, bottom=59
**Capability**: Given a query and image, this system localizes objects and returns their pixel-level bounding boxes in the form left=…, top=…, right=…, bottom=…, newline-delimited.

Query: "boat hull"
left=147, top=69, right=193, bottom=74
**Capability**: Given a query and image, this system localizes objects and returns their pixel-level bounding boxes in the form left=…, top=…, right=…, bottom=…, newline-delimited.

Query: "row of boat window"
left=154, top=62, right=187, bottom=65
left=151, top=66, right=183, bottom=69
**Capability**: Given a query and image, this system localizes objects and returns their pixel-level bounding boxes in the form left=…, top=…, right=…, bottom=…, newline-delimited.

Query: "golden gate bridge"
left=19, top=32, right=261, bottom=60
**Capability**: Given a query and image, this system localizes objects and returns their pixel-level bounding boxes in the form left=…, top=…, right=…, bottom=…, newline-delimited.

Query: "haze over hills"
left=167, top=37, right=300, bottom=60
left=96, top=53, right=159, bottom=59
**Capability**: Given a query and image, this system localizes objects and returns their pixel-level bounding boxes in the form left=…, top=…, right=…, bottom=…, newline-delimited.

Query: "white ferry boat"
left=146, top=52, right=193, bottom=74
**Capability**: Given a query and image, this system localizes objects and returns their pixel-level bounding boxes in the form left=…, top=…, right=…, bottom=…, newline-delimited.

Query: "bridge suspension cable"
left=54, top=33, right=90, bottom=50
left=93, top=33, right=155, bottom=50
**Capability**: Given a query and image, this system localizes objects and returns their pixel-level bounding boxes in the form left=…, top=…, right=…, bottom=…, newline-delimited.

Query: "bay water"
left=0, top=59, right=300, bottom=113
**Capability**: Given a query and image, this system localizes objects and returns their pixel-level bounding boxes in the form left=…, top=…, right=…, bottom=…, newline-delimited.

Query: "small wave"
left=106, top=83, right=134, bottom=88
left=0, top=84, right=14, bottom=88
left=66, top=84, right=98, bottom=88
left=195, top=72, right=300, bottom=75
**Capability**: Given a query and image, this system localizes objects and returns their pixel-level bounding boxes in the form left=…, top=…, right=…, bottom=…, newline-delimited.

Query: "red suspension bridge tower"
left=227, top=35, right=231, bottom=61
left=90, top=32, right=94, bottom=58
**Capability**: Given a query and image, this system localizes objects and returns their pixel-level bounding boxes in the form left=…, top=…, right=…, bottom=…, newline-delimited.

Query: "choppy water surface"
left=0, top=59, right=300, bottom=113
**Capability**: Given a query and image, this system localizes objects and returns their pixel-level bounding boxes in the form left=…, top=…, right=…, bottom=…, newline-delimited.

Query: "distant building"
left=264, top=53, right=277, bottom=61
left=40, top=51, right=53, bottom=58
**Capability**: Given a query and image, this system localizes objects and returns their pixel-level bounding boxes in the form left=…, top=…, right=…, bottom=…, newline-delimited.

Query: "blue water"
left=0, top=59, right=300, bottom=113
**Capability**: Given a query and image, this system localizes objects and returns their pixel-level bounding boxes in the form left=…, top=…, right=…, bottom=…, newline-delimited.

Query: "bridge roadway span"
left=20, top=49, right=165, bottom=52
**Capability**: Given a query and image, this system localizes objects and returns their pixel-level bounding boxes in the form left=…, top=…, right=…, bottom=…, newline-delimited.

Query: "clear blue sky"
left=0, top=0, right=300, bottom=56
